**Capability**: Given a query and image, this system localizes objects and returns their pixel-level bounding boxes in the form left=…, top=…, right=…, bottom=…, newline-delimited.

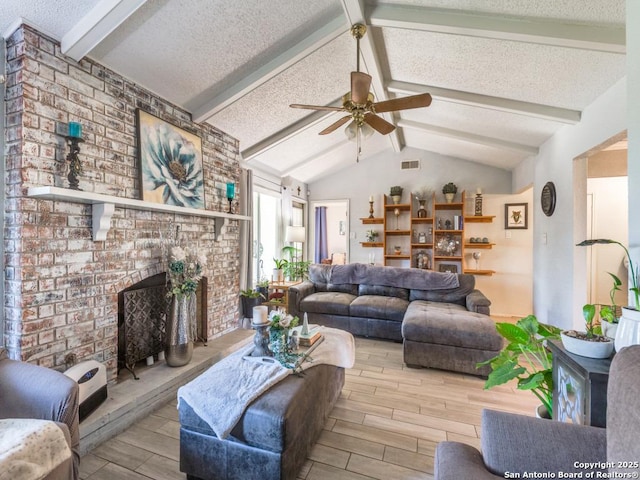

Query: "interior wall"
left=308, top=146, right=535, bottom=317
left=532, top=77, right=627, bottom=330
left=469, top=189, right=534, bottom=318
left=308, top=200, right=349, bottom=262
left=628, top=0, right=640, bottom=307
left=587, top=176, right=628, bottom=306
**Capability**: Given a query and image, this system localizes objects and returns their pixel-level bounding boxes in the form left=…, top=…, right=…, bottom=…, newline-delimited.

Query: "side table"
left=262, top=280, right=301, bottom=313
left=548, top=339, right=612, bottom=428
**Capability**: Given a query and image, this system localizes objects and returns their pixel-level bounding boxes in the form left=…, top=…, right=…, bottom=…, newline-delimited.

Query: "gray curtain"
left=314, top=206, right=328, bottom=263
left=239, top=168, right=253, bottom=291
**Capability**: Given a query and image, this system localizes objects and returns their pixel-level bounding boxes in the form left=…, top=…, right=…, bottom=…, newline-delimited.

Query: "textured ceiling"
left=2, top=0, right=627, bottom=184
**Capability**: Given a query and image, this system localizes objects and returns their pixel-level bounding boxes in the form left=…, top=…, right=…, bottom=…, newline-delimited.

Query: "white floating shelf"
left=27, top=186, right=250, bottom=241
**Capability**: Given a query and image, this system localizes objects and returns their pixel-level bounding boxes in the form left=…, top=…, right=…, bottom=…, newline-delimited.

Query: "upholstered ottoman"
left=179, top=364, right=344, bottom=480
left=402, top=301, right=503, bottom=377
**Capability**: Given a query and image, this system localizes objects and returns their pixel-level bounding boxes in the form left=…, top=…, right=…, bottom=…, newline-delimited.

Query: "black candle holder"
left=227, top=197, right=234, bottom=214
left=65, top=136, right=84, bottom=190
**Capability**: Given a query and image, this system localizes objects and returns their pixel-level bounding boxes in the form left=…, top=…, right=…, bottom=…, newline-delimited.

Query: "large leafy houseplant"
left=577, top=239, right=639, bottom=310
left=478, top=315, right=561, bottom=417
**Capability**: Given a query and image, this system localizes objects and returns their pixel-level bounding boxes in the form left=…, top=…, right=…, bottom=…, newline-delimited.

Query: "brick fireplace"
left=3, top=25, right=243, bottom=382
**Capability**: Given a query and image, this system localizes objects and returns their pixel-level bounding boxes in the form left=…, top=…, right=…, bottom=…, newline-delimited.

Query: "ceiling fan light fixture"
left=344, top=120, right=374, bottom=142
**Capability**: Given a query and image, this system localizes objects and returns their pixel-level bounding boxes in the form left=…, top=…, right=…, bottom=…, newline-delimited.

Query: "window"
left=253, top=191, right=281, bottom=284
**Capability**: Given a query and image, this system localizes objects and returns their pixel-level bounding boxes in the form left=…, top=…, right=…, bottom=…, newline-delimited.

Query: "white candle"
left=477, top=188, right=482, bottom=194
left=253, top=306, right=268, bottom=325
left=369, top=195, right=373, bottom=202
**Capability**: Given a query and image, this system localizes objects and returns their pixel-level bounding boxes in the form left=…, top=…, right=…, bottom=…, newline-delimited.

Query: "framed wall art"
left=505, top=203, right=528, bottom=229
left=137, top=109, right=205, bottom=209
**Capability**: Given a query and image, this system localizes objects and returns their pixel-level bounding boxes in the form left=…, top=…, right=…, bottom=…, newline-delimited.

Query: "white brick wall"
left=3, top=25, right=243, bottom=381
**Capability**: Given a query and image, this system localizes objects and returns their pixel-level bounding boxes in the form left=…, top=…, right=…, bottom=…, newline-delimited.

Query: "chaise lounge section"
left=288, top=263, right=502, bottom=376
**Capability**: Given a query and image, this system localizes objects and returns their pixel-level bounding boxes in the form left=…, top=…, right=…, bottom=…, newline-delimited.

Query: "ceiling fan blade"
left=290, top=104, right=345, bottom=112
left=372, top=93, right=432, bottom=113
left=363, top=114, right=396, bottom=135
left=351, top=72, right=372, bottom=104
left=319, top=116, right=352, bottom=135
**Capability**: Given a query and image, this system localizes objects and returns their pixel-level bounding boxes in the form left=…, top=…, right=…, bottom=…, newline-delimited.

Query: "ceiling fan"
left=290, top=24, right=432, bottom=150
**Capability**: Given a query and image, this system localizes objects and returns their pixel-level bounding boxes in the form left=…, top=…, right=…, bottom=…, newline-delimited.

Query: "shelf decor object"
left=226, top=182, right=235, bottom=214
left=65, top=121, right=84, bottom=190
left=475, top=188, right=483, bottom=216
left=368, top=195, right=374, bottom=218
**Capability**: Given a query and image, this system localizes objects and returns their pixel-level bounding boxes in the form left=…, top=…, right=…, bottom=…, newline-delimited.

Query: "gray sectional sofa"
left=288, top=263, right=502, bottom=376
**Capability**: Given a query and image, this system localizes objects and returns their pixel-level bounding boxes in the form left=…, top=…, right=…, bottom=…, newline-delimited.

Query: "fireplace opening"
left=118, top=273, right=208, bottom=379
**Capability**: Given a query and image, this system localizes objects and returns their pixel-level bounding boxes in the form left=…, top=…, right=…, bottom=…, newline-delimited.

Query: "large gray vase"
left=165, top=294, right=196, bottom=367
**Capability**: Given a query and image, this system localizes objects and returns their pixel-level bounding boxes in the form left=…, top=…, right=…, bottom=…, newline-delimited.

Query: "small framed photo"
left=505, top=203, right=528, bottom=229
left=439, top=264, right=458, bottom=273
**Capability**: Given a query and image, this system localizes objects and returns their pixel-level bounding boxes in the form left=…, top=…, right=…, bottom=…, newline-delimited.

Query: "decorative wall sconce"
left=226, top=182, right=235, bottom=214
left=66, top=121, right=84, bottom=190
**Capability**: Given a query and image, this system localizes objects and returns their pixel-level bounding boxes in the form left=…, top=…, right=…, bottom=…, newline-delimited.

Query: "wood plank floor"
left=80, top=336, right=538, bottom=480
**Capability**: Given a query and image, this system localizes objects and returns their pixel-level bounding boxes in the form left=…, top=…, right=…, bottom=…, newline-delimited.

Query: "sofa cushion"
left=358, top=284, right=409, bottom=300
left=300, top=292, right=355, bottom=316
left=349, top=295, right=409, bottom=322
left=409, top=274, right=475, bottom=306
left=402, top=301, right=502, bottom=351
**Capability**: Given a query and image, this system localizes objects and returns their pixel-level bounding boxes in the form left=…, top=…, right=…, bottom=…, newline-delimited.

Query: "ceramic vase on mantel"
left=614, top=307, right=640, bottom=351
left=166, top=294, right=196, bottom=367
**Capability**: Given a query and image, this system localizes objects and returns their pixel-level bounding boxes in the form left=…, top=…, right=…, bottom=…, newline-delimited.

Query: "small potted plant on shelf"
left=561, top=304, right=613, bottom=359
left=390, top=186, right=403, bottom=204
left=365, top=230, right=379, bottom=242
left=442, top=182, right=458, bottom=203
left=477, top=314, right=561, bottom=418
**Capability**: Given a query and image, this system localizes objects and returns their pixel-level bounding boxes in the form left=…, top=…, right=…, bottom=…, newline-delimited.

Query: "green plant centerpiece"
left=478, top=315, right=561, bottom=418
left=268, top=309, right=304, bottom=370
left=560, top=304, right=613, bottom=359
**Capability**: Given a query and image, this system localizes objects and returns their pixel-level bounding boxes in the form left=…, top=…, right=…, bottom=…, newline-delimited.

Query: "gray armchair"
left=0, top=348, right=80, bottom=480
left=435, top=344, right=640, bottom=479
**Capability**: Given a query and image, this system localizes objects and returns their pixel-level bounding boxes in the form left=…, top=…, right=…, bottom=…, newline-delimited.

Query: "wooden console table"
left=548, top=339, right=612, bottom=428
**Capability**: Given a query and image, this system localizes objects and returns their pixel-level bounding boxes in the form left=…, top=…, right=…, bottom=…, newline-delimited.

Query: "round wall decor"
left=541, top=181, right=556, bottom=216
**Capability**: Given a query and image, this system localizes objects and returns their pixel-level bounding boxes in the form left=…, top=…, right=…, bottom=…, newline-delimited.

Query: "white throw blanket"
left=0, top=418, right=72, bottom=480
left=177, top=327, right=355, bottom=439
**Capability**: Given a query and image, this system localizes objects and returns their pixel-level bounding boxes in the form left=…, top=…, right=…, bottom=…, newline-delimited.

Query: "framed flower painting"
left=505, top=203, right=528, bottom=229
left=137, top=109, right=205, bottom=209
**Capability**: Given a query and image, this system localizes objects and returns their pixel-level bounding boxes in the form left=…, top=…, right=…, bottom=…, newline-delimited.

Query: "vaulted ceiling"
left=1, top=0, right=626, bottom=183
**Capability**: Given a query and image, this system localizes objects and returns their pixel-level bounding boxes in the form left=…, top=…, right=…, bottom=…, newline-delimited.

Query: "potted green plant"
left=256, top=278, right=270, bottom=300
left=442, top=182, right=457, bottom=203
left=577, top=239, right=639, bottom=350
left=560, top=304, right=613, bottom=359
left=281, top=245, right=310, bottom=281
left=239, top=289, right=265, bottom=319
left=365, top=230, right=379, bottom=242
left=389, top=186, right=403, bottom=204
left=477, top=315, right=561, bottom=418
left=272, top=258, right=287, bottom=283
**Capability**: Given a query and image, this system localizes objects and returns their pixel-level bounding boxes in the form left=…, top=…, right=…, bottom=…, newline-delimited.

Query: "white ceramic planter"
left=614, top=307, right=640, bottom=351
left=561, top=332, right=614, bottom=359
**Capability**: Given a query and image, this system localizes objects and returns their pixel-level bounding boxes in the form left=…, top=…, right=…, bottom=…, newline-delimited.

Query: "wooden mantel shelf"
left=27, top=186, right=251, bottom=241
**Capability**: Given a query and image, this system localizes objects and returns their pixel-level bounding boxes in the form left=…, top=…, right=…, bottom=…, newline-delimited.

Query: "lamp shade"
left=285, top=226, right=306, bottom=243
